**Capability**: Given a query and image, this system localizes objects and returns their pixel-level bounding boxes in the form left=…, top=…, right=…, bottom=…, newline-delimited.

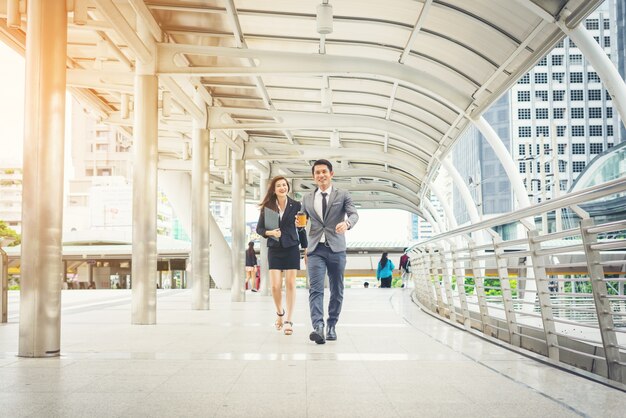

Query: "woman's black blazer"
left=256, top=197, right=308, bottom=249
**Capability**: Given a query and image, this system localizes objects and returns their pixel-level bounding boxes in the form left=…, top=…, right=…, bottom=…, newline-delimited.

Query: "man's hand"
left=335, top=221, right=348, bottom=234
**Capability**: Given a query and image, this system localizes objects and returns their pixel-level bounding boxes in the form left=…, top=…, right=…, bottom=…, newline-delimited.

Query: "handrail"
left=409, top=177, right=626, bottom=250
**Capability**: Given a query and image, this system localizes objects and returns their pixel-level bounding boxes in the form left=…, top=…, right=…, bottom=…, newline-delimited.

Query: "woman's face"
left=274, top=179, right=289, bottom=197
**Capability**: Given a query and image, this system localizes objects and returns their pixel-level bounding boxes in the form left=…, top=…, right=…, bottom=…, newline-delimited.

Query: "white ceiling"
left=0, top=0, right=603, bottom=214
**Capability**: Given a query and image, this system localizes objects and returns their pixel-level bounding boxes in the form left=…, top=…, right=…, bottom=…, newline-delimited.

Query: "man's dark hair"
left=311, top=159, right=333, bottom=174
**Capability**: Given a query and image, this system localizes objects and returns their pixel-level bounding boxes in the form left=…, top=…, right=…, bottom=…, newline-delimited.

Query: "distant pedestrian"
left=376, top=252, right=395, bottom=288
left=245, top=241, right=258, bottom=292
left=399, top=249, right=411, bottom=287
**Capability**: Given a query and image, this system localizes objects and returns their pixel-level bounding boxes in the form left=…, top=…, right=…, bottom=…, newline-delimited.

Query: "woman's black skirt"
left=268, top=245, right=301, bottom=270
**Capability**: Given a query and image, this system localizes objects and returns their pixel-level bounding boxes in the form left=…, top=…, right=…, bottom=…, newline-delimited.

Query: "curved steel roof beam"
left=156, top=44, right=468, bottom=113
left=285, top=169, right=420, bottom=195
left=208, top=107, right=438, bottom=156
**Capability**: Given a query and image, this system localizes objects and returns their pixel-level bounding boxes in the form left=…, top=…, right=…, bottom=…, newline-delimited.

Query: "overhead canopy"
left=0, top=0, right=603, bottom=215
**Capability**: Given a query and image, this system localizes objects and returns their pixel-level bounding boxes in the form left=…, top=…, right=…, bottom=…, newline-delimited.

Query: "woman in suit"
left=256, top=176, right=307, bottom=335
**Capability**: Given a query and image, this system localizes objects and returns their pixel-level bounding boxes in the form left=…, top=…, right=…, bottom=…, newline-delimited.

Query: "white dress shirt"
left=314, top=185, right=333, bottom=242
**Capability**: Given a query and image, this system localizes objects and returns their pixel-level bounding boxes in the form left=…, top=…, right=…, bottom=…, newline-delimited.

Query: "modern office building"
left=451, top=1, right=622, bottom=228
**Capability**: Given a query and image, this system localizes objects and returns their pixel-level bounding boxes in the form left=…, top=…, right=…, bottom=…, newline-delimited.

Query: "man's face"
left=313, top=164, right=333, bottom=190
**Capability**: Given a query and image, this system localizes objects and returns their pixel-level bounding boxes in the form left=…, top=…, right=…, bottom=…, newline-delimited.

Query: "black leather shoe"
left=309, top=325, right=325, bottom=344
left=326, top=325, right=337, bottom=341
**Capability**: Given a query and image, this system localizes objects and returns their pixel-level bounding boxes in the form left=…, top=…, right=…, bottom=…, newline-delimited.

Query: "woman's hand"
left=268, top=228, right=281, bottom=238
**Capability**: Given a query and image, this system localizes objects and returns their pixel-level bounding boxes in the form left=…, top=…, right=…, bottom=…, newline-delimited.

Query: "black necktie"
left=321, top=192, right=328, bottom=220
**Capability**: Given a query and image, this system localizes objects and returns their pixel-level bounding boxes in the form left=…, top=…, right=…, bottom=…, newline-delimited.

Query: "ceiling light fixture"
left=316, top=2, right=333, bottom=35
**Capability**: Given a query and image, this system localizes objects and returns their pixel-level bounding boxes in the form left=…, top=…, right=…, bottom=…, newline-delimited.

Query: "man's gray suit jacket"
left=301, top=187, right=359, bottom=253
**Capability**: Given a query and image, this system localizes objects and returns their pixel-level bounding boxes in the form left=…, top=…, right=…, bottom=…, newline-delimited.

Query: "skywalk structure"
left=0, top=0, right=624, bottom=386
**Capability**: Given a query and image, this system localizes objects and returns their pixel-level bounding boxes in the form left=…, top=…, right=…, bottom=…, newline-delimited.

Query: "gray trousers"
left=308, top=244, right=346, bottom=328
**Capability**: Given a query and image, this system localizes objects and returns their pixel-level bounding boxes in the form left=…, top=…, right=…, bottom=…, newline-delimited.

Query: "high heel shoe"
left=275, top=309, right=285, bottom=330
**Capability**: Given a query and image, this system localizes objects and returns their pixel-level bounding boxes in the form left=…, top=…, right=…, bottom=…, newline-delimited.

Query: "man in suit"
left=300, top=159, right=358, bottom=344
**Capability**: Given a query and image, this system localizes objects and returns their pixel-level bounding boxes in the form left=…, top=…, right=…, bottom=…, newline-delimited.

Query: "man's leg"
left=307, top=247, right=327, bottom=328
left=326, top=250, right=346, bottom=327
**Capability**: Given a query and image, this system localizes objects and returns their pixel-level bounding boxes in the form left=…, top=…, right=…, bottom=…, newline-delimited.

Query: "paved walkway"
left=0, top=288, right=624, bottom=417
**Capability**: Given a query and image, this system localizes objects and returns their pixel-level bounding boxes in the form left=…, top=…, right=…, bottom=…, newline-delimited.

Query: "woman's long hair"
left=258, top=176, right=290, bottom=211
left=246, top=241, right=255, bottom=257
left=379, top=252, right=389, bottom=269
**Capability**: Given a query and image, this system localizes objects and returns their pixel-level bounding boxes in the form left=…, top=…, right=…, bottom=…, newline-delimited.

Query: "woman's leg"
left=270, top=269, right=284, bottom=327
left=284, top=269, right=297, bottom=323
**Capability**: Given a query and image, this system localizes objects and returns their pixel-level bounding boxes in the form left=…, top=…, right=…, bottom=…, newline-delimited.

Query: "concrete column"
left=258, top=175, right=270, bottom=296
left=18, top=0, right=67, bottom=357
left=131, top=18, right=158, bottom=325
left=191, top=91, right=211, bottom=310
left=231, top=156, right=246, bottom=302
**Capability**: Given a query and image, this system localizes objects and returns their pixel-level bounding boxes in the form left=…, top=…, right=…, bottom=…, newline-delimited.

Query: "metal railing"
left=408, top=177, right=626, bottom=384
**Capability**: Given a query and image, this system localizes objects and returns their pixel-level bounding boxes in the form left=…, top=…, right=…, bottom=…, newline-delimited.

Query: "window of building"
left=559, top=160, right=567, bottom=173
left=608, top=142, right=614, bottom=148
left=607, top=107, right=613, bottom=118
left=551, top=55, right=563, bottom=66
left=536, top=108, right=549, bottom=119
left=518, top=108, right=531, bottom=119
left=570, top=108, right=584, bottom=119
left=552, top=72, right=565, bottom=83
left=573, top=161, right=586, bottom=172
left=536, top=144, right=541, bottom=155
left=518, top=91, right=530, bottom=102
left=589, top=107, right=602, bottom=118
left=560, top=180, right=568, bottom=191
left=537, top=57, right=547, bottom=66
left=557, top=126, right=566, bottom=137
left=570, top=90, right=583, bottom=101
left=572, top=143, right=586, bottom=154
left=585, top=19, right=599, bottom=30
left=589, top=125, right=603, bottom=137
left=606, top=90, right=612, bottom=101
left=604, top=19, right=610, bottom=29
left=552, top=90, right=565, bottom=101
left=536, top=162, right=541, bottom=174
left=557, top=144, right=566, bottom=154
left=535, top=90, right=548, bottom=101
left=588, top=89, right=602, bottom=101
left=570, top=72, right=583, bottom=83
left=519, top=126, right=532, bottom=137
left=569, top=39, right=577, bottom=48
left=519, top=162, right=526, bottom=173
left=534, top=73, right=548, bottom=83
left=604, top=37, right=611, bottom=48
left=553, top=108, right=565, bottom=119
left=590, top=143, right=603, bottom=154
left=607, top=125, right=614, bottom=136
left=572, top=126, right=585, bottom=136
left=536, top=126, right=549, bottom=137
left=518, top=144, right=526, bottom=156
left=556, top=40, right=564, bottom=48
left=594, top=36, right=600, bottom=44
left=587, top=72, right=600, bottom=83
left=518, top=74, right=530, bottom=84
left=544, top=162, right=551, bottom=174
left=569, top=54, right=583, bottom=65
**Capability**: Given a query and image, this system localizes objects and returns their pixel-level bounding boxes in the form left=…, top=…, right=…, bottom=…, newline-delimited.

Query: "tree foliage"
left=0, top=220, right=20, bottom=246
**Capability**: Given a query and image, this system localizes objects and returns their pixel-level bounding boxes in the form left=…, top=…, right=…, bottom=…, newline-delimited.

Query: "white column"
left=558, top=11, right=626, bottom=130
left=472, top=116, right=531, bottom=209
left=191, top=91, right=211, bottom=310
left=258, top=175, right=270, bottom=296
left=18, top=0, right=67, bottom=357
left=1, top=247, right=8, bottom=323
left=428, top=185, right=458, bottom=230
left=440, top=158, right=480, bottom=224
left=231, top=156, right=246, bottom=302
left=131, top=18, right=158, bottom=325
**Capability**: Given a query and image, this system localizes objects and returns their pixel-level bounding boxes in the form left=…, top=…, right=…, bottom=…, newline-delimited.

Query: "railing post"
left=467, top=240, right=491, bottom=335
left=1, top=247, right=7, bottom=323
left=580, top=219, right=622, bottom=382
left=439, top=246, right=456, bottom=322
left=493, top=236, right=520, bottom=346
left=451, top=244, right=471, bottom=329
left=527, top=230, right=560, bottom=361
left=428, top=248, right=445, bottom=315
